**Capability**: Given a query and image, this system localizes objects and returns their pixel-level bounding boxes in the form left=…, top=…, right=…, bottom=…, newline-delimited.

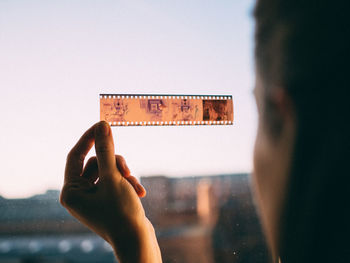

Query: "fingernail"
left=136, top=183, right=142, bottom=192
left=137, top=183, right=146, bottom=197
left=136, top=183, right=144, bottom=193
left=97, top=121, right=110, bottom=136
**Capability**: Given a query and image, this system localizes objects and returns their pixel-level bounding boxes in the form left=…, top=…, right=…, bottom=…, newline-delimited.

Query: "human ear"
left=264, top=88, right=295, bottom=139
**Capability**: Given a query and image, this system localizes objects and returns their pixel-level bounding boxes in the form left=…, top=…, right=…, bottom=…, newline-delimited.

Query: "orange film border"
left=100, top=94, right=234, bottom=126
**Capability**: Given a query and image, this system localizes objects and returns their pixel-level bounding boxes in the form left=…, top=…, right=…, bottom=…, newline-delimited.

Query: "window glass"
left=0, top=0, right=270, bottom=262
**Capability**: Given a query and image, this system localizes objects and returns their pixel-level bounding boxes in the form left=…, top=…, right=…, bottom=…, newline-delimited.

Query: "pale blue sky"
left=0, top=0, right=257, bottom=198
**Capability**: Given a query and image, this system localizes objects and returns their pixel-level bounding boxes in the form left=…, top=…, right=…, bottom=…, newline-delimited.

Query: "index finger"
left=64, top=124, right=96, bottom=184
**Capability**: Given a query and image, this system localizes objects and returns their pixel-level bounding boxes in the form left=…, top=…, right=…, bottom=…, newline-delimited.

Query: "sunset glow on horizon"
left=0, top=0, right=256, bottom=198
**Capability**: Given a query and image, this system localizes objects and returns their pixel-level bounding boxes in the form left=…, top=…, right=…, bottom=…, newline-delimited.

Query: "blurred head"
left=252, top=0, right=350, bottom=262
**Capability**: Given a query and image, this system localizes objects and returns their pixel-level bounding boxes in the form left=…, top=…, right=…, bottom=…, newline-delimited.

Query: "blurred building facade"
left=0, top=174, right=271, bottom=263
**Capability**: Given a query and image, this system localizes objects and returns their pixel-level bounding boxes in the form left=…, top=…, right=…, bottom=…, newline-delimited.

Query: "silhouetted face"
left=252, top=73, right=296, bottom=257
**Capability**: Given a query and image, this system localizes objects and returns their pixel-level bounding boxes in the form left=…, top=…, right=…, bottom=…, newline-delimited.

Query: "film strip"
left=100, top=94, right=234, bottom=126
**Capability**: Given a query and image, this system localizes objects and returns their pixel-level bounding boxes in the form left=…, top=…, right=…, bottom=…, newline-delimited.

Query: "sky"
left=0, top=0, right=257, bottom=198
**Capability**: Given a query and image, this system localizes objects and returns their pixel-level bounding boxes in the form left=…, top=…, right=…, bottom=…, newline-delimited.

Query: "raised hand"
left=60, top=121, right=162, bottom=263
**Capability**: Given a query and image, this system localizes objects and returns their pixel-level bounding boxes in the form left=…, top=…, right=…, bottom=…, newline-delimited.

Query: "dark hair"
left=254, top=1, right=350, bottom=262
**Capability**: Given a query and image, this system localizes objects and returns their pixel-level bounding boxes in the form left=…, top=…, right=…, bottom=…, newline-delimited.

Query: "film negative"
left=100, top=94, right=234, bottom=126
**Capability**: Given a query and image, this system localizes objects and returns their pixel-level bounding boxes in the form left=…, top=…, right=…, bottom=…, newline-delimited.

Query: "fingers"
left=116, top=155, right=131, bottom=178
left=82, top=157, right=99, bottom=184
left=115, top=155, right=146, bottom=197
left=65, top=124, right=96, bottom=184
left=126, top=176, right=147, bottom=198
left=83, top=155, right=130, bottom=184
left=94, top=121, right=118, bottom=178
left=65, top=121, right=146, bottom=199
left=82, top=155, right=146, bottom=198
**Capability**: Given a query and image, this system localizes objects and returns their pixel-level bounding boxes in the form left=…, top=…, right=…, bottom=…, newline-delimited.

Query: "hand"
left=60, top=121, right=162, bottom=263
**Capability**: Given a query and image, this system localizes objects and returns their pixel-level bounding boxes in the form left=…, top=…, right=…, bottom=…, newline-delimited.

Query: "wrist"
left=108, top=217, right=162, bottom=263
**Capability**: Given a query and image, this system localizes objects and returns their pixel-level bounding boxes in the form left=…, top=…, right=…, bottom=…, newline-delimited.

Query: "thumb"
left=94, top=121, right=118, bottom=177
